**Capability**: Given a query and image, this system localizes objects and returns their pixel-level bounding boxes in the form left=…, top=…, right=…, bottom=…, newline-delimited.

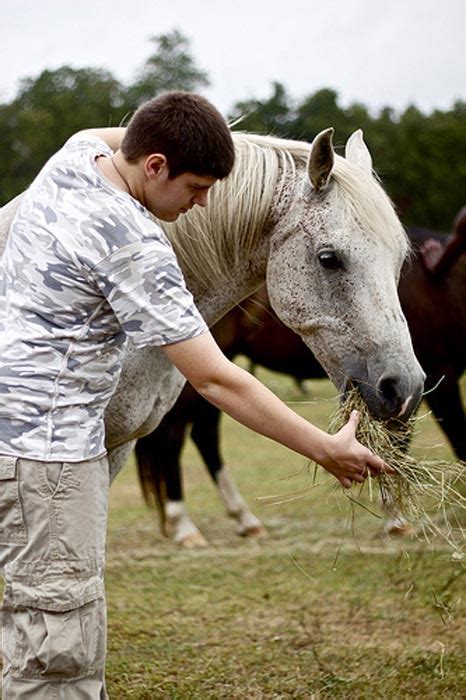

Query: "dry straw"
left=327, top=389, right=466, bottom=556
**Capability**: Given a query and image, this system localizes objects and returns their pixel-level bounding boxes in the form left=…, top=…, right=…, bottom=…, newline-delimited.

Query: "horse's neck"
left=182, top=236, right=270, bottom=327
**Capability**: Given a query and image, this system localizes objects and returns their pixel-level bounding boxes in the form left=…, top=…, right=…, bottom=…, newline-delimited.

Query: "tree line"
left=1, top=30, right=464, bottom=231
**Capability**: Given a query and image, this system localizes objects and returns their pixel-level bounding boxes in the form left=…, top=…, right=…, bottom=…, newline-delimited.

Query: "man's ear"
left=144, top=154, right=168, bottom=179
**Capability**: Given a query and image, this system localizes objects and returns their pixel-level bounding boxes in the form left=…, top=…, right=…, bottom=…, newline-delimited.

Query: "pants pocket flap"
left=0, top=456, right=18, bottom=480
left=5, top=559, right=104, bottom=612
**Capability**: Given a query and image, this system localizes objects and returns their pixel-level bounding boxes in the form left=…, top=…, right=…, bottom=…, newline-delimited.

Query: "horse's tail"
left=134, top=435, right=168, bottom=537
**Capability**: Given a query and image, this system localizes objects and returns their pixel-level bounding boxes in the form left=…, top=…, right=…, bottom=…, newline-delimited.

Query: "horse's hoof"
left=178, top=532, right=208, bottom=548
left=239, top=525, right=267, bottom=539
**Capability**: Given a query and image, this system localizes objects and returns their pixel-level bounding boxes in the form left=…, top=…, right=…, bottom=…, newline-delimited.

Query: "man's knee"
left=2, top=558, right=106, bottom=682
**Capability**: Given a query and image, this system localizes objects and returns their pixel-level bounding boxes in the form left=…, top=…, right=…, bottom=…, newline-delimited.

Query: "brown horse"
left=136, top=211, right=466, bottom=545
left=400, top=207, right=466, bottom=459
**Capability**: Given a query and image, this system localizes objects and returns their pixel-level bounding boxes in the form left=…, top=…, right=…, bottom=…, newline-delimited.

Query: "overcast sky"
left=1, top=0, right=465, bottom=117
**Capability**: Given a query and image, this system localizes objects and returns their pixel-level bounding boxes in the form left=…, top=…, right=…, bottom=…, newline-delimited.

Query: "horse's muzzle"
left=345, top=370, right=425, bottom=422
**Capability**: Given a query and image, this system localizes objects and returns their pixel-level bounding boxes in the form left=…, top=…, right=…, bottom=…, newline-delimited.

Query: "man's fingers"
left=367, top=461, right=395, bottom=477
left=348, top=410, right=360, bottom=432
left=365, top=450, right=395, bottom=475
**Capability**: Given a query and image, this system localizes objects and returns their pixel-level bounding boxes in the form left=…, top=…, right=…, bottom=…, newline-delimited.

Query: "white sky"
left=1, top=0, right=465, bottom=117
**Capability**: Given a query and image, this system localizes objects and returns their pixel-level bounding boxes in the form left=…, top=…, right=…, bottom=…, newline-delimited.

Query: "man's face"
left=143, top=167, right=217, bottom=222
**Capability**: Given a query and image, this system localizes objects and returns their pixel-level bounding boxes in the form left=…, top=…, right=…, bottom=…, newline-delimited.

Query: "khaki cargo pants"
left=0, top=455, right=109, bottom=699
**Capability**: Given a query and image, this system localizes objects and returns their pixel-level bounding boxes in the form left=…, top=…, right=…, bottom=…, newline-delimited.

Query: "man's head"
left=121, top=91, right=235, bottom=221
left=121, top=91, right=235, bottom=180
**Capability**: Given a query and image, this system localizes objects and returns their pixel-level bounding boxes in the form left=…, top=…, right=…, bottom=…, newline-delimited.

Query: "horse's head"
left=266, top=129, right=425, bottom=421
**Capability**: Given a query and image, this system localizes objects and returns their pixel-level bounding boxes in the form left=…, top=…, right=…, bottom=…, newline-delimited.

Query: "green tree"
left=230, top=82, right=466, bottom=230
left=0, top=66, right=127, bottom=202
left=290, top=88, right=374, bottom=149
left=291, top=88, right=345, bottom=141
left=229, top=82, right=294, bottom=135
left=1, top=45, right=465, bottom=229
left=371, top=102, right=466, bottom=228
left=406, top=101, right=466, bottom=228
left=0, top=31, right=210, bottom=202
left=127, top=29, right=209, bottom=107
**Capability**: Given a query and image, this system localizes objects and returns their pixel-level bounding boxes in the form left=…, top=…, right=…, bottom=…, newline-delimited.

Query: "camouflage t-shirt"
left=0, top=134, right=207, bottom=462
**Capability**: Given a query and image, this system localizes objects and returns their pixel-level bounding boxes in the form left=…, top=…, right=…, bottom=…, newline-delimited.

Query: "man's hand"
left=319, top=410, right=393, bottom=489
left=74, top=127, right=126, bottom=152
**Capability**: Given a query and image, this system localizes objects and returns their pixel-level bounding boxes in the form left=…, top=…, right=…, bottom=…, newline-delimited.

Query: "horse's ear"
left=345, top=130, right=373, bottom=175
left=307, top=128, right=334, bottom=192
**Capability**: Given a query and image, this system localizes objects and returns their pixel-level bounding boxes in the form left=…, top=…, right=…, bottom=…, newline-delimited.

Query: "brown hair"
left=121, top=92, right=235, bottom=179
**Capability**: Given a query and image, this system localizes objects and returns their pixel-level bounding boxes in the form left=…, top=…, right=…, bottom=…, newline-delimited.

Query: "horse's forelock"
left=331, top=156, right=409, bottom=257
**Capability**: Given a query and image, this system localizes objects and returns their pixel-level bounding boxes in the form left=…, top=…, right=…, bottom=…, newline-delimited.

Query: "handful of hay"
left=328, top=389, right=466, bottom=555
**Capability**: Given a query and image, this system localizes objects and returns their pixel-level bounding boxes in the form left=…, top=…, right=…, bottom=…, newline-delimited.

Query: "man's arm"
left=162, top=331, right=390, bottom=489
left=74, top=127, right=126, bottom=152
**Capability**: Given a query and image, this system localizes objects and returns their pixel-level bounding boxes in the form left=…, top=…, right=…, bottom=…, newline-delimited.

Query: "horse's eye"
left=317, top=249, right=343, bottom=270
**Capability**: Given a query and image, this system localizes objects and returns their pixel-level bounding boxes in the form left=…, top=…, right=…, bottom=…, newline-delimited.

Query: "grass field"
left=105, top=371, right=465, bottom=699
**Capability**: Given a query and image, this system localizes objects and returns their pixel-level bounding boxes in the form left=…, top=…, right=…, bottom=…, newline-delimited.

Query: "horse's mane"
left=161, top=132, right=407, bottom=289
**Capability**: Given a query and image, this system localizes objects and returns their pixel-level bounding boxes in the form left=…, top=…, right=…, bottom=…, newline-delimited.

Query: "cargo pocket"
left=0, top=455, right=27, bottom=545
left=3, top=558, right=106, bottom=681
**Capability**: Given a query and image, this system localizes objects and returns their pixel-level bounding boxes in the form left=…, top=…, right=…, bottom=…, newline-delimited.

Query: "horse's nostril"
left=378, top=376, right=400, bottom=403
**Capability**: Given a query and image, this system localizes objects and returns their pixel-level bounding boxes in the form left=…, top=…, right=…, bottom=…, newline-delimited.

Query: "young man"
left=0, top=92, right=388, bottom=698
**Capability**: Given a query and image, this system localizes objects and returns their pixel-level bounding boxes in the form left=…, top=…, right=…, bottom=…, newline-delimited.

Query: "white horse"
left=0, top=129, right=425, bottom=544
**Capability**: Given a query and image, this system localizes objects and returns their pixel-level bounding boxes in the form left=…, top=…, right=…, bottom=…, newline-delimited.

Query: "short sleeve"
left=89, top=238, right=208, bottom=347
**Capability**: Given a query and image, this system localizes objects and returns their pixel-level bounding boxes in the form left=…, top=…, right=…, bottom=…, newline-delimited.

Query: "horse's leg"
left=134, top=388, right=209, bottom=548
left=190, top=399, right=266, bottom=538
left=382, top=494, right=414, bottom=536
left=424, top=374, right=466, bottom=461
left=108, top=426, right=208, bottom=547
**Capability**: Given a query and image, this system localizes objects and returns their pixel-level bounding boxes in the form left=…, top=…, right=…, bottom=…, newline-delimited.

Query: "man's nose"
left=193, top=191, right=209, bottom=208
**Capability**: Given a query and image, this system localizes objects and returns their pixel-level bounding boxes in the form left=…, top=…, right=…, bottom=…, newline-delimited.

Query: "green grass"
left=105, top=371, right=465, bottom=698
